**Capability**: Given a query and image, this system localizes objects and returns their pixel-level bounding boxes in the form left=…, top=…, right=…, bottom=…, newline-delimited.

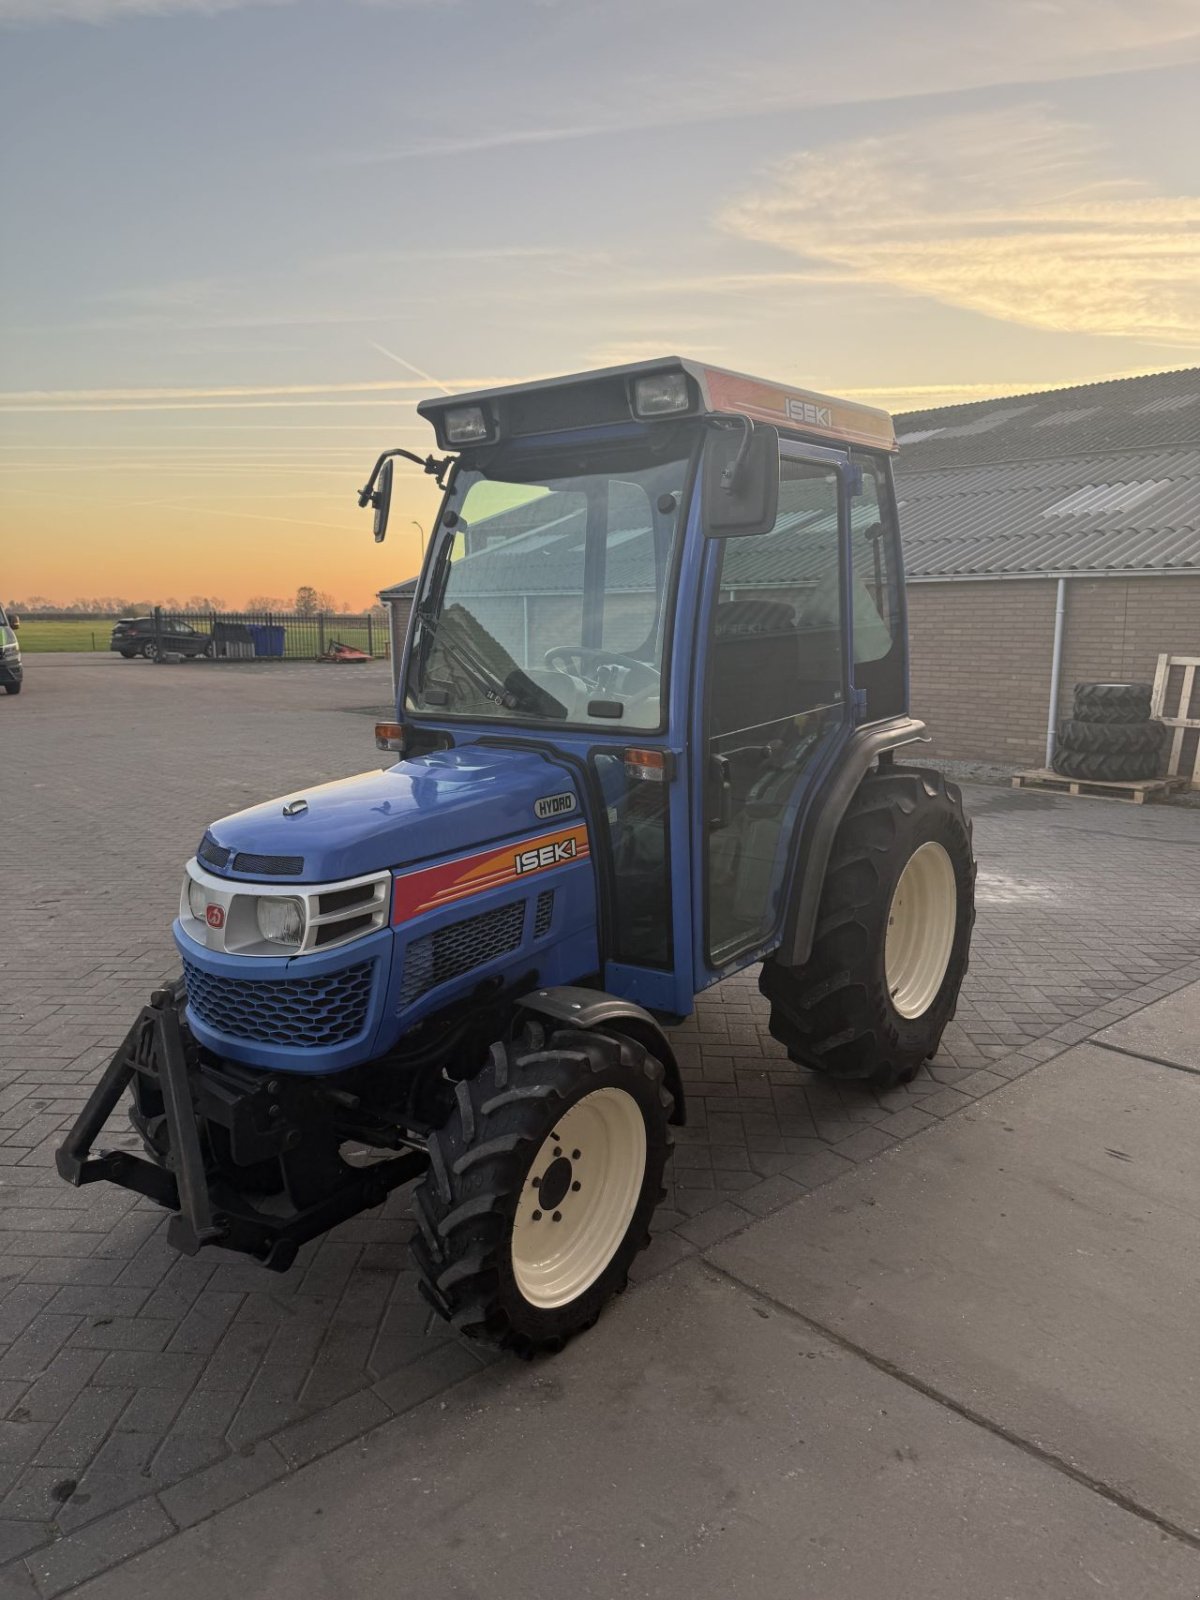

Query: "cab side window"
left=850, top=455, right=906, bottom=721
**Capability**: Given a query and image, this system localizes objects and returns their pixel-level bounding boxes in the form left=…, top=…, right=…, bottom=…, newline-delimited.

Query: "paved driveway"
left=3, top=654, right=1200, bottom=1594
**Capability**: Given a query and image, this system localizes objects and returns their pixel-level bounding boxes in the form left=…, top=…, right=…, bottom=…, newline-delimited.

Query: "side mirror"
left=371, top=458, right=394, bottom=543
left=7, top=614, right=17, bottom=631
left=702, top=423, right=780, bottom=537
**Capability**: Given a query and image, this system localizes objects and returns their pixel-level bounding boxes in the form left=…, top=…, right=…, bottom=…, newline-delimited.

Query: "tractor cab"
left=373, top=359, right=910, bottom=1015
left=59, top=358, right=974, bottom=1359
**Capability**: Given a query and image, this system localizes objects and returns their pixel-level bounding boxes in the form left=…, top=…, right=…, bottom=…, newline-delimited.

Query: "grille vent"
left=231, top=851, right=304, bottom=876
left=183, top=958, right=372, bottom=1047
left=400, top=900, right=526, bottom=1008
left=197, top=834, right=230, bottom=870
left=533, top=890, right=555, bottom=938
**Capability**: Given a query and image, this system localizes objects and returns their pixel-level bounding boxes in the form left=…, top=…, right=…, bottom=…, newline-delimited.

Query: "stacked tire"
left=1052, top=683, right=1166, bottom=782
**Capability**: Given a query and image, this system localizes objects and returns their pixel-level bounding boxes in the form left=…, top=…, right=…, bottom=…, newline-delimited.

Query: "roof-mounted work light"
left=631, top=371, right=691, bottom=417
left=442, top=405, right=493, bottom=444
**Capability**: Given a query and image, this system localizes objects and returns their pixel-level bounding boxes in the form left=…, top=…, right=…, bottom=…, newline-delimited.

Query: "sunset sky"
left=2, top=0, right=1198, bottom=608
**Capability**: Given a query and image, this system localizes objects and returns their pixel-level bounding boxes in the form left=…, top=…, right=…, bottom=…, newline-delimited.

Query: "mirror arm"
left=356, top=448, right=453, bottom=508
left=706, top=412, right=756, bottom=493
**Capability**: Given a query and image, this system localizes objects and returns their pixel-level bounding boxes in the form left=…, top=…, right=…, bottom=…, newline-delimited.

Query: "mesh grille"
left=400, top=900, right=526, bottom=1008
left=182, top=958, right=373, bottom=1047
left=197, top=834, right=230, bottom=870
left=533, top=890, right=555, bottom=938
left=231, top=851, right=304, bottom=876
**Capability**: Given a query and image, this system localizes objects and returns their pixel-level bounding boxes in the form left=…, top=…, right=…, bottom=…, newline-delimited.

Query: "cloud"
left=0, top=0, right=287, bottom=21
left=720, top=107, right=1200, bottom=346
left=336, top=1, right=1200, bottom=165
left=0, top=0, right=444, bottom=22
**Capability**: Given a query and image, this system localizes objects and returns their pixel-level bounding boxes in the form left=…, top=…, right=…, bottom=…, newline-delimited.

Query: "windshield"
left=405, top=439, right=692, bottom=730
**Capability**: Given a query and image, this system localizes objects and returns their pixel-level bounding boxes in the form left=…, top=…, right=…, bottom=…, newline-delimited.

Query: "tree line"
left=6, top=588, right=385, bottom=617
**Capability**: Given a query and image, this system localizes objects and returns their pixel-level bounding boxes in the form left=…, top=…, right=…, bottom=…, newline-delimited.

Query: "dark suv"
left=110, top=618, right=214, bottom=661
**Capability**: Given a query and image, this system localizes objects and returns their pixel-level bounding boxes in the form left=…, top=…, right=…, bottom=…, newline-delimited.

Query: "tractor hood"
left=200, top=746, right=582, bottom=884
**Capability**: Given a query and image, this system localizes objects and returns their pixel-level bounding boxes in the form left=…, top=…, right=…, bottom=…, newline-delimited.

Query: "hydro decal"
left=392, top=824, right=591, bottom=923
left=534, top=791, right=577, bottom=821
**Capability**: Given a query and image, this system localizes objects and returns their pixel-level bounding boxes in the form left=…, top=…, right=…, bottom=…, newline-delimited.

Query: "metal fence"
left=157, top=610, right=389, bottom=661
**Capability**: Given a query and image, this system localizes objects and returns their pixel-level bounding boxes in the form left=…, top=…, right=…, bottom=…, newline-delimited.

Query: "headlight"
left=187, top=878, right=208, bottom=921
left=1, top=644, right=17, bottom=659
left=255, top=897, right=305, bottom=946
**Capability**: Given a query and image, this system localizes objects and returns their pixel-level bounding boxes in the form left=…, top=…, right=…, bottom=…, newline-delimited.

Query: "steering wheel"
left=543, top=646, right=659, bottom=696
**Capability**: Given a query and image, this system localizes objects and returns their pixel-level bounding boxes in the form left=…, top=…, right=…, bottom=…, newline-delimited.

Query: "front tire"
left=760, top=766, right=976, bottom=1091
left=411, top=1022, right=673, bottom=1356
left=3, top=682, right=20, bottom=696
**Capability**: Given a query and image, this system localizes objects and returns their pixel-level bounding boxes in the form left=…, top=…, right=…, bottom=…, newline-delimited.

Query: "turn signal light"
left=375, top=721, right=406, bottom=753
left=624, top=747, right=670, bottom=782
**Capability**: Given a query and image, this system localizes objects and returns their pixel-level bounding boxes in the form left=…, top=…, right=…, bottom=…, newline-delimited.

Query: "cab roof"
left=418, top=357, right=897, bottom=455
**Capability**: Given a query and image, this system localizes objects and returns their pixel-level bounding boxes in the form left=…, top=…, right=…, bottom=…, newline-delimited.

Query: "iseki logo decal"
left=205, top=905, right=225, bottom=929
left=534, top=791, right=576, bottom=820
left=515, top=836, right=578, bottom=874
left=392, top=823, right=591, bottom=923
left=786, top=397, right=832, bottom=428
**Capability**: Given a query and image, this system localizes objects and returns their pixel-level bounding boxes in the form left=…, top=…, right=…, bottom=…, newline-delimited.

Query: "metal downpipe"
left=1044, top=577, right=1068, bottom=768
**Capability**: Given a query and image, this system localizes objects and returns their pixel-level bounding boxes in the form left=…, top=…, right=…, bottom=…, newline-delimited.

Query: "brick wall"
left=906, top=575, right=1200, bottom=765
left=906, top=579, right=1058, bottom=762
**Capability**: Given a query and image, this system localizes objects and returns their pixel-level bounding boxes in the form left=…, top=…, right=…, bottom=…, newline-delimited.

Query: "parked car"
left=110, top=618, right=214, bottom=660
left=0, top=604, right=22, bottom=695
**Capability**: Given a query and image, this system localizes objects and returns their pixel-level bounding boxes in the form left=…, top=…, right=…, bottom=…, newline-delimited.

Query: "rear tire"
left=760, top=766, right=976, bottom=1091
left=411, top=1022, right=673, bottom=1356
left=3, top=682, right=20, bottom=695
left=140, top=640, right=158, bottom=661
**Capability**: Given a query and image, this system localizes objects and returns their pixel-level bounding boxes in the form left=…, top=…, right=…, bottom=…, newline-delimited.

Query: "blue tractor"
left=58, top=359, right=975, bottom=1355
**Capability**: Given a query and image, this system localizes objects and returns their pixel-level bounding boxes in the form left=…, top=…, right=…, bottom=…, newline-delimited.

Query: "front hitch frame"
left=56, top=983, right=426, bottom=1272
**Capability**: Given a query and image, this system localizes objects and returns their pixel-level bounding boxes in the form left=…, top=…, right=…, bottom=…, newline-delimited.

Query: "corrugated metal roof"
left=895, top=368, right=1200, bottom=577
left=896, top=367, right=1200, bottom=468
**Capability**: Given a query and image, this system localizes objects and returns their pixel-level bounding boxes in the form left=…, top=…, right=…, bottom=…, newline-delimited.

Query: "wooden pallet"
left=1012, top=768, right=1189, bottom=805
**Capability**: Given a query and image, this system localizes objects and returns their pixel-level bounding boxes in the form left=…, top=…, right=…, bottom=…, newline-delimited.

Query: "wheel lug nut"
left=553, top=1148, right=562, bottom=1158
left=531, top=1176, right=541, bottom=1188
left=571, top=1149, right=580, bottom=1160
left=571, top=1181, right=581, bottom=1192
left=532, top=1210, right=542, bottom=1221
left=552, top=1211, right=562, bottom=1222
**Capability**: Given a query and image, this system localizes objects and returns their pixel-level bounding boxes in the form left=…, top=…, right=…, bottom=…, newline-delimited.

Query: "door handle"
left=709, top=754, right=733, bottom=830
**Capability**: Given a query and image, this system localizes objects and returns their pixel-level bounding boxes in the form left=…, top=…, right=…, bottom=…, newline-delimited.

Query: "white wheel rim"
left=885, top=841, right=958, bottom=1020
left=511, top=1087, right=647, bottom=1310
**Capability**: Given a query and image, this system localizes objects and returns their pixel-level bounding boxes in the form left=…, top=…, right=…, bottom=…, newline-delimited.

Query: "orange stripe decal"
left=392, top=824, right=591, bottom=923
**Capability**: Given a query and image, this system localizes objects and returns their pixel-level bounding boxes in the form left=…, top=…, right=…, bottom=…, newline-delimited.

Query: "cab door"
left=696, top=443, right=852, bottom=974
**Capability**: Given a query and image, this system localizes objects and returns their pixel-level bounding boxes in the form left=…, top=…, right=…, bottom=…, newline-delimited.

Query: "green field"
left=17, top=620, right=113, bottom=653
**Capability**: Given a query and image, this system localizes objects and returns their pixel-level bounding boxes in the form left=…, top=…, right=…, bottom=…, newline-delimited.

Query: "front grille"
left=231, top=852, right=304, bottom=876
left=197, top=834, right=230, bottom=870
left=182, top=957, right=373, bottom=1047
left=399, top=900, right=526, bottom=1008
left=533, top=890, right=555, bottom=938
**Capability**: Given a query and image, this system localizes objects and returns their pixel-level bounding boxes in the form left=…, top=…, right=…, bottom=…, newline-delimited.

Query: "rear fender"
left=517, top=986, right=686, bottom=1125
left=781, top=716, right=928, bottom=968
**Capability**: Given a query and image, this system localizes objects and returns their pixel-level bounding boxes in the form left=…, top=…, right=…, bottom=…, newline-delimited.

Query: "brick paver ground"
left=3, top=654, right=1200, bottom=1595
